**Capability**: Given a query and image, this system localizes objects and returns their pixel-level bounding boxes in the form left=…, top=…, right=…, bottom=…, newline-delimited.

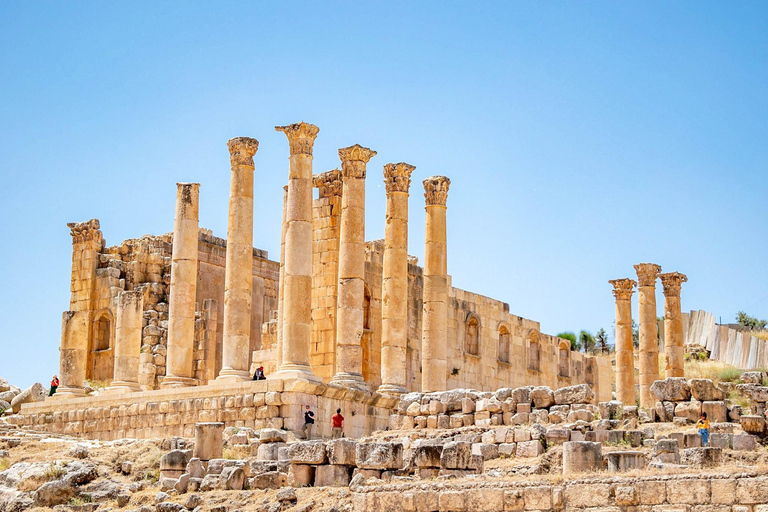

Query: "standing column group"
left=331, top=145, right=377, bottom=390
left=378, top=163, right=416, bottom=396
left=634, top=263, right=661, bottom=409
left=610, top=278, right=636, bottom=406
left=163, top=183, right=200, bottom=387
left=421, top=176, right=451, bottom=393
left=274, top=122, right=320, bottom=382
left=661, top=272, right=687, bottom=377
left=217, top=137, right=259, bottom=381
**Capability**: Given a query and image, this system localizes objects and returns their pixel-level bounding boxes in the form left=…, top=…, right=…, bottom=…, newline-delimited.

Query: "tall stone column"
left=609, top=278, right=636, bottom=406
left=378, top=162, right=415, bottom=396
left=163, top=183, right=200, bottom=388
left=331, top=144, right=377, bottom=390
left=107, top=290, right=144, bottom=393
left=634, top=263, right=661, bottom=409
left=421, top=176, right=451, bottom=393
left=660, top=272, right=688, bottom=378
left=53, top=311, right=90, bottom=398
left=275, top=185, right=288, bottom=371
left=273, top=122, right=321, bottom=381
left=217, top=137, right=259, bottom=381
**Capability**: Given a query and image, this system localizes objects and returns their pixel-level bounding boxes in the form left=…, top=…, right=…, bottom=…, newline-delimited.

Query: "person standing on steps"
left=302, top=405, right=315, bottom=440
left=331, top=408, right=344, bottom=438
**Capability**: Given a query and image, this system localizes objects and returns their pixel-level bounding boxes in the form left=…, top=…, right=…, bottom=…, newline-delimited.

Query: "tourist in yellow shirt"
left=696, top=412, right=710, bottom=446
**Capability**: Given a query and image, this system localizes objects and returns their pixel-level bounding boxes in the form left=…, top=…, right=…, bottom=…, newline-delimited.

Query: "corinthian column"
left=610, top=278, right=637, bottom=406
left=378, top=162, right=415, bottom=396
left=421, top=176, right=451, bottom=393
left=163, top=183, right=200, bottom=388
left=660, top=272, right=688, bottom=378
left=275, top=185, right=288, bottom=371
left=273, top=122, right=321, bottom=381
left=634, top=263, right=661, bottom=408
left=331, top=144, right=377, bottom=390
left=107, top=290, right=144, bottom=393
left=217, top=137, right=259, bottom=381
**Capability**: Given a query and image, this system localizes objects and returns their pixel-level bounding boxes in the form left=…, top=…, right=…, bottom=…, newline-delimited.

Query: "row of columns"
left=609, top=265, right=688, bottom=408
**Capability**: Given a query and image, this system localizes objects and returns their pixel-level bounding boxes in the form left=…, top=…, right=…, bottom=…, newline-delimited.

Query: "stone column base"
left=159, top=376, right=197, bottom=388
left=331, top=372, right=369, bottom=391
left=214, top=368, right=251, bottom=382
left=48, top=386, right=86, bottom=400
left=103, top=381, right=143, bottom=394
left=376, top=383, right=406, bottom=397
left=272, top=364, right=321, bottom=383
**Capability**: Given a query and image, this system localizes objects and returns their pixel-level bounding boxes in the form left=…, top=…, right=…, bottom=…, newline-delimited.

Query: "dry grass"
left=684, top=358, right=742, bottom=383
left=223, top=445, right=252, bottom=460
left=752, top=330, right=768, bottom=341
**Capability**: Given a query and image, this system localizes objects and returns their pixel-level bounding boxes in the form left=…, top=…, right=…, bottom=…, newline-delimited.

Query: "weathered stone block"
left=288, top=440, right=327, bottom=465
left=287, top=463, right=315, bottom=487
left=326, top=438, right=357, bottom=465
left=681, top=447, right=722, bottom=468
left=356, top=442, right=404, bottom=470
left=471, top=443, right=499, bottom=461
left=562, top=441, right=602, bottom=474
left=515, top=439, right=543, bottom=458
left=440, top=441, right=472, bottom=469
left=674, top=400, right=701, bottom=422
left=606, top=451, right=646, bottom=472
left=413, top=444, right=443, bottom=468
left=733, top=434, right=756, bottom=451
left=554, top=384, right=594, bottom=405
left=701, top=401, right=728, bottom=424
left=314, top=464, right=351, bottom=487
left=689, top=379, right=725, bottom=401
left=666, top=479, right=710, bottom=504
left=530, top=386, right=555, bottom=408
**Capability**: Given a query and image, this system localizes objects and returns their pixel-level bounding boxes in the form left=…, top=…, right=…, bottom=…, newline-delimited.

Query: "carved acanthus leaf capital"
left=67, top=219, right=103, bottom=244
left=275, top=122, right=319, bottom=155
left=339, top=144, right=377, bottom=179
left=383, top=162, right=415, bottom=194
left=634, top=263, right=662, bottom=287
left=609, top=278, right=637, bottom=300
left=227, top=137, right=259, bottom=167
left=659, top=272, right=687, bottom=297
left=313, top=169, right=343, bottom=198
left=423, top=176, right=451, bottom=206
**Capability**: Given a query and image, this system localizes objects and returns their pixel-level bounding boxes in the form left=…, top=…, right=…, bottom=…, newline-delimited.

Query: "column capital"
left=423, top=176, right=451, bottom=206
left=313, top=169, right=343, bottom=198
left=383, top=162, right=416, bottom=194
left=67, top=219, right=102, bottom=243
left=609, top=278, right=637, bottom=300
left=227, top=137, right=259, bottom=167
left=634, top=263, right=662, bottom=287
left=339, top=144, right=377, bottom=179
left=659, top=272, right=687, bottom=297
left=275, top=122, right=319, bottom=156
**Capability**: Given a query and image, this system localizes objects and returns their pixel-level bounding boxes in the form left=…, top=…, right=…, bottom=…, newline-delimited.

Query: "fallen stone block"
left=741, top=371, right=765, bottom=384
left=471, top=443, right=499, bottom=461
left=554, top=384, right=594, bottom=405
left=414, top=444, right=443, bottom=468
left=287, top=464, right=315, bottom=487
left=740, top=415, right=766, bottom=435
left=606, top=451, right=646, bottom=472
left=651, top=378, right=692, bottom=402
left=259, top=428, right=288, bottom=443
left=545, top=429, right=570, bottom=445
left=440, top=441, right=473, bottom=469
left=599, top=401, right=624, bottom=420
left=257, top=442, right=285, bottom=461
left=689, top=379, right=725, bottom=401
left=288, top=441, right=327, bottom=465
left=684, top=433, right=702, bottom=448
left=314, top=464, right=352, bottom=487
left=249, top=471, right=286, bottom=490
left=10, top=383, right=45, bottom=413
left=531, top=386, right=555, bottom=408
left=733, top=434, right=756, bottom=451
left=498, top=443, right=516, bottom=457
left=674, top=401, right=701, bottom=422
left=652, top=439, right=680, bottom=464
left=702, top=401, right=728, bottom=424
left=562, top=441, right=602, bottom=474
left=681, top=447, right=722, bottom=468
left=516, top=440, right=544, bottom=458
left=326, top=438, right=356, bottom=465
left=710, top=433, right=732, bottom=449
left=159, top=450, right=192, bottom=479
left=356, top=442, right=404, bottom=470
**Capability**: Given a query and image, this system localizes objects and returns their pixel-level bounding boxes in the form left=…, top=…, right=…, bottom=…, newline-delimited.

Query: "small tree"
left=632, top=320, right=639, bottom=348
left=579, top=330, right=596, bottom=353
left=557, top=331, right=580, bottom=351
left=737, top=311, right=767, bottom=331
left=595, top=328, right=609, bottom=353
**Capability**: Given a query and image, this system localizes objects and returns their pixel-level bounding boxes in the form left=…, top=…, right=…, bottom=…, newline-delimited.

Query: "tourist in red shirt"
left=332, top=408, right=344, bottom=438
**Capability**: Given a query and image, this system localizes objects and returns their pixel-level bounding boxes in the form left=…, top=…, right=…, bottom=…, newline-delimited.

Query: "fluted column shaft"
left=610, top=278, right=636, bottom=406
left=276, top=185, right=288, bottom=370
left=272, top=122, right=320, bottom=381
left=218, top=137, right=259, bottom=381
left=108, top=290, right=144, bottom=393
left=163, top=183, right=200, bottom=387
left=422, top=176, right=451, bottom=393
left=661, top=272, right=688, bottom=378
left=634, top=263, right=661, bottom=408
left=332, top=144, right=377, bottom=390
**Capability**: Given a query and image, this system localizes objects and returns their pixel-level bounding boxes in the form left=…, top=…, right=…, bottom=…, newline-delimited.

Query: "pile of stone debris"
left=0, top=377, right=46, bottom=415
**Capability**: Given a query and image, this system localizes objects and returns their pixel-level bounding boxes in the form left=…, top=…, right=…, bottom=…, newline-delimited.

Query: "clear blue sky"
left=1, top=2, right=766, bottom=390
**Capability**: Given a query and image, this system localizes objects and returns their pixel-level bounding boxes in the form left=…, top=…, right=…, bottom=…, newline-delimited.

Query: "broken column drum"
left=610, top=278, right=637, bottom=406
left=660, top=271, right=688, bottom=378
left=274, top=122, right=320, bottom=382
left=163, top=183, right=200, bottom=387
left=331, top=144, right=377, bottom=390
left=422, top=176, right=451, bottom=393
left=378, top=162, right=416, bottom=396
left=634, top=263, right=661, bottom=409
left=108, top=290, right=145, bottom=393
left=217, top=137, right=259, bottom=381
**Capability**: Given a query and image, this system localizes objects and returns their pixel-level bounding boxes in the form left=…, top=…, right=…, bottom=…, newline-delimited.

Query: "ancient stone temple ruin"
left=14, top=122, right=612, bottom=440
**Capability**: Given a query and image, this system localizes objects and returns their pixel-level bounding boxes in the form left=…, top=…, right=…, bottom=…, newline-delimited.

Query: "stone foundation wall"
left=352, top=472, right=768, bottom=511
left=9, top=378, right=395, bottom=441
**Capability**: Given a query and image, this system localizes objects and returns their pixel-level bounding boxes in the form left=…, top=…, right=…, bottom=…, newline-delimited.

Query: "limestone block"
left=545, top=428, right=570, bottom=445
left=426, top=415, right=437, bottom=429
left=476, top=398, right=502, bottom=413
left=711, top=479, right=736, bottom=505
left=448, top=414, right=463, bottom=429
left=414, top=416, right=427, bottom=429
left=512, top=386, right=533, bottom=404
left=741, top=371, right=764, bottom=384
left=10, top=383, right=45, bottom=413
left=530, top=409, right=549, bottom=424
left=702, top=401, right=728, bottom=423
left=689, top=379, right=726, bottom=401
left=741, top=415, right=766, bottom=435
left=287, top=464, right=315, bottom=487
left=437, top=414, right=450, bottom=429
left=733, top=434, right=757, bottom=451
left=471, top=443, right=499, bottom=461
left=666, top=479, right=711, bottom=504
left=427, top=400, right=446, bottom=415
left=562, top=441, right=602, bottom=474
left=515, top=440, right=544, bottom=457
left=465, top=488, right=503, bottom=512
left=684, top=433, right=702, bottom=448
left=548, top=412, right=566, bottom=424
left=513, top=428, right=531, bottom=442
left=413, top=444, right=443, bottom=468
left=460, top=397, right=475, bottom=414
left=674, top=401, right=701, bottom=422
left=288, top=440, right=327, bottom=464
left=259, top=428, right=288, bottom=443
left=461, top=414, right=474, bottom=426
left=221, top=466, right=245, bottom=490
left=654, top=401, right=674, bottom=422
left=193, top=422, right=223, bottom=461
left=531, top=386, right=555, bottom=408
left=438, top=491, right=465, bottom=512
left=599, top=400, right=624, bottom=420
left=650, top=378, right=691, bottom=401
left=160, top=450, right=192, bottom=479
left=614, top=485, right=639, bottom=506
left=314, top=464, right=352, bottom=487
left=327, top=439, right=357, bottom=465
left=405, top=402, right=421, bottom=416
left=736, top=384, right=768, bottom=402
left=249, top=471, right=286, bottom=489
left=710, top=433, right=732, bottom=449
left=624, top=430, right=642, bottom=447
left=510, top=413, right=529, bottom=425
left=498, top=443, right=516, bottom=457
left=566, top=409, right=594, bottom=423
left=515, top=403, right=531, bottom=414
left=199, top=474, right=222, bottom=491
left=553, top=384, right=594, bottom=405
left=356, top=442, right=404, bottom=470
left=257, top=443, right=285, bottom=461
left=606, top=451, right=646, bottom=472
left=439, top=441, right=472, bottom=469
left=563, top=483, right=611, bottom=508
left=681, top=447, right=722, bottom=468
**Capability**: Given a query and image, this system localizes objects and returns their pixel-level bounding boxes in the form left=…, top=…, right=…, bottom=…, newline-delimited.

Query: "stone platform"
left=8, top=378, right=396, bottom=441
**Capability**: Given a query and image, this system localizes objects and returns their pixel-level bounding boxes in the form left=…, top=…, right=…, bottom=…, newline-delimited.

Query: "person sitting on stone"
left=252, top=367, right=265, bottom=380
left=49, top=375, right=59, bottom=396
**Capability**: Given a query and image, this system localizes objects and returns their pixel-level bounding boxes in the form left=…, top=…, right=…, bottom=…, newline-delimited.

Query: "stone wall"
left=10, top=378, right=395, bottom=441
